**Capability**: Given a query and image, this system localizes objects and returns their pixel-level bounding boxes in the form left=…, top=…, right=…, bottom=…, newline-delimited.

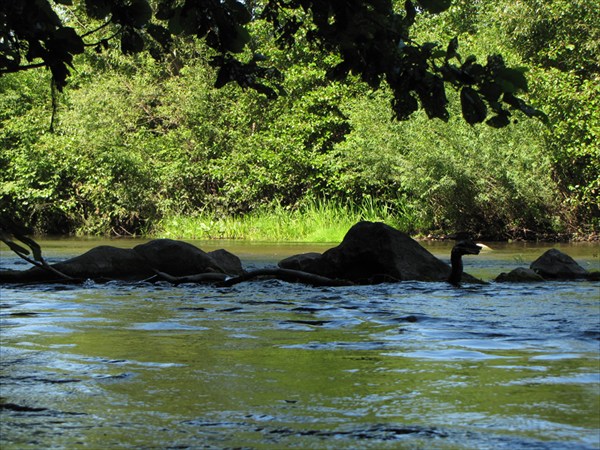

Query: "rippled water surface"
left=1, top=239, right=599, bottom=449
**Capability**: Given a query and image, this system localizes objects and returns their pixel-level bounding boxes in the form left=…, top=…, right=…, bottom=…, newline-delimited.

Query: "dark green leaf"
left=416, top=0, right=452, bottom=14
left=446, top=36, right=459, bottom=61
left=418, top=76, right=449, bottom=121
left=146, top=24, right=172, bottom=49
left=155, top=0, right=175, bottom=20
left=214, top=67, right=231, bottom=89
left=121, top=29, right=145, bottom=54
left=250, top=83, right=278, bottom=99
left=496, top=67, right=529, bottom=93
left=486, top=112, right=511, bottom=128
left=53, top=27, right=85, bottom=54
left=460, top=87, right=487, bottom=124
left=85, top=0, right=111, bottom=20
left=503, top=94, right=548, bottom=122
left=392, top=92, right=419, bottom=121
left=129, top=0, right=153, bottom=28
left=479, top=82, right=503, bottom=103
left=225, top=0, right=252, bottom=25
left=167, top=8, right=184, bottom=35
left=327, top=61, right=351, bottom=81
left=404, top=0, right=416, bottom=26
left=112, top=0, right=152, bottom=27
left=224, top=24, right=250, bottom=53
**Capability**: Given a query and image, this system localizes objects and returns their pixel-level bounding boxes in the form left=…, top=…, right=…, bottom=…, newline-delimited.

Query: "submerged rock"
left=495, top=267, right=545, bottom=283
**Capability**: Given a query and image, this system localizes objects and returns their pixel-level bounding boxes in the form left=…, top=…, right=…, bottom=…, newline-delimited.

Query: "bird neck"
left=448, top=250, right=464, bottom=285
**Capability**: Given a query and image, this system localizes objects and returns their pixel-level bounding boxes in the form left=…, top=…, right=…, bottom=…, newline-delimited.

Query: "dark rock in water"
left=278, top=252, right=322, bottom=272
left=278, top=221, right=478, bottom=283
left=495, top=267, right=545, bottom=283
left=53, top=246, right=151, bottom=279
left=133, top=239, right=243, bottom=276
left=0, top=246, right=151, bottom=283
left=207, top=249, right=245, bottom=276
left=530, top=249, right=589, bottom=279
left=1, top=239, right=244, bottom=283
left=588, top=271, right=600, bottom=281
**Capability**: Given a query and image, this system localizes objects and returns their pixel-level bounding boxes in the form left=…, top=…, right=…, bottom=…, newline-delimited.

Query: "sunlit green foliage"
left=0, top=0, right=597, bottom=239
left=157, top=197, right=402, bottom=242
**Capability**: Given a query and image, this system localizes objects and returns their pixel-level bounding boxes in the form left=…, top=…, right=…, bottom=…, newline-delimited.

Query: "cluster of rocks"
left=1, top=221, right=597, bottom=285
left=277, top=221, right=482, bottom=284
left=0, top=239, right=244, bottom=284
left=495, top=248, right=599, bottom=282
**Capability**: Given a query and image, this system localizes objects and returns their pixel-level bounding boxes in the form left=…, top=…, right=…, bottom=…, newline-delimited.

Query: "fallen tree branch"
left=217, top=268, right=354, bottom=287
left=0, top=229, right=76, bottom=281
left=152, top=270, right=229, bottom=284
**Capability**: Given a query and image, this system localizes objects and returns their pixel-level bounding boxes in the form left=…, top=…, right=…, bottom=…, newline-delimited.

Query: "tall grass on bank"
left=153, top=198, right=420, bottom=241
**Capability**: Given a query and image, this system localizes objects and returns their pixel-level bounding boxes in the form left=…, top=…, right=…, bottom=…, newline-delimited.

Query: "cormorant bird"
left=448, top=238, right=482, bottom=286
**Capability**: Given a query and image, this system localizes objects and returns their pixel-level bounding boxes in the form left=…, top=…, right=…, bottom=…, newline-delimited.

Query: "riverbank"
left=148, top=201, right=598, bottom=243
left=150, top=199, right=413, bottom=243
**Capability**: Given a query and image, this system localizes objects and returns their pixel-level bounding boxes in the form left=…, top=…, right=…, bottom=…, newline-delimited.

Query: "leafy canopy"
left=0, top=0, right=544, bottom=126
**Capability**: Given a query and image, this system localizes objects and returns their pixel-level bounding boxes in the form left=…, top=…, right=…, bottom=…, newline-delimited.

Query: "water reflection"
left=1, top=241, right=599, bottom=449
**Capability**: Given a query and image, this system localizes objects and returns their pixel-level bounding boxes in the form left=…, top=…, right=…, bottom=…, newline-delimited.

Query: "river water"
left=1, top=239, right=599, bottom=449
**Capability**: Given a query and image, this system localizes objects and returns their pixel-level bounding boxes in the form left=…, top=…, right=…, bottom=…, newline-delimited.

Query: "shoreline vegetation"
left=1, top=2, right=598, bottom=242
left=151, top=199, right=596, bottom=243
left=153, top=199, right=403, bottom=243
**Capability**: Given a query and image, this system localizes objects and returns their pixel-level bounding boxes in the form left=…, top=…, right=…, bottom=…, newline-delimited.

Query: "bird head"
left=452, top=239, right=482, bottom=256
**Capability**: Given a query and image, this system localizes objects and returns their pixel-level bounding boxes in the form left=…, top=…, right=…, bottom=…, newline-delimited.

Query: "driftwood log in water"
left=217, top=268, right=355, bottom=287
left=150, top=271, right=229, bottom=284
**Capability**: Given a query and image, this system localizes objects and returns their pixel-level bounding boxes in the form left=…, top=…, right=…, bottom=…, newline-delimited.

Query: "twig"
left=1, top=232, right=76, bottom=281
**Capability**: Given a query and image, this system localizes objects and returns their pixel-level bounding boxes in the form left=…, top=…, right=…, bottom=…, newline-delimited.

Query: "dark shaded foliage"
left=0, top=0, right=543, bottom=125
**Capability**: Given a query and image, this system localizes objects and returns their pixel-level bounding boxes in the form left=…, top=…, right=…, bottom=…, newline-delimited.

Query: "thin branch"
left=0, top=62, right=46, bottom=74
left=1, top=232, right=77, bottom=281
left=50, top=79, right=58, bottom=132
left=10, top=245, right=77, bottom=281
left=84, top=29, right=122, bottom=47
left=81, top=20, right=113, bottom=38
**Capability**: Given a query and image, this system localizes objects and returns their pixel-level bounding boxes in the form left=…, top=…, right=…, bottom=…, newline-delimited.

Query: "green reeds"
left=153, top=197, right=424, bottom=241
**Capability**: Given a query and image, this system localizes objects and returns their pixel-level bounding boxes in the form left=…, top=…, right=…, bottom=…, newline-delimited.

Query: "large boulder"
left=530, top=249, right=589, bottom=279
left=132, top=239, right=244, bottom=276
left=278, top=221, right=467, bottom=283
left=0, top=246, right=151, bottom=283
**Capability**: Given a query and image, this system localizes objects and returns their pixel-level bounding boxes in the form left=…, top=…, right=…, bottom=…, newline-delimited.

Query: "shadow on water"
left=1, top=239, right=599, bottom=449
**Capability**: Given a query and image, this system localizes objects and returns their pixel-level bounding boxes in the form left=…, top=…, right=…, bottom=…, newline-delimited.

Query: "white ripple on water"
left=382, top=349, right=512, bottom=361
left=504, top=372, right=600, bottom=385
left=129, top=321, right=209, bottom=331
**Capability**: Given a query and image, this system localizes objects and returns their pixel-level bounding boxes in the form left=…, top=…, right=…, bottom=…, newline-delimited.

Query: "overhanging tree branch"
left=0, top=0, right=545, bottom=125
